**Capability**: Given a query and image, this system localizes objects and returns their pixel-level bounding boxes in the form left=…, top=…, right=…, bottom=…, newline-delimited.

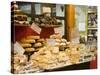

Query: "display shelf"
left=88, top=27, right=97, bottom=30
left=87, top=35, right=93, bottom=37
left=88, top=11, right=97, bottom=13
left=87, top=6, right=97, bottom=44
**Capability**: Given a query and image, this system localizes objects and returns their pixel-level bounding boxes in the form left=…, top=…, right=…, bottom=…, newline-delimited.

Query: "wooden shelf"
left=87, top=7, right=97, bottom=43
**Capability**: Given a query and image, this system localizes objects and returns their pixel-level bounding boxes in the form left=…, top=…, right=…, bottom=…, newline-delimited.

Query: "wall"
left=75, top=5, right=88, bottom=37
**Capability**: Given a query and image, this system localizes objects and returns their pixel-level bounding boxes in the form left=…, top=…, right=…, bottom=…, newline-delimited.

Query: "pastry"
left=66, top=42, right=70, bottom=45
left=68, top=48, right=80, bottom=64
left=36, top=47, right=47, bottom=55
left=51, top=46, right=59, bottom=54
left=20, top=43, right=32, bottom=47
left=55, top=42, right=60, bottom=46
left=14, top=64, right=20, bottom=71
left=29, top=60, right=39, bottom=68
left=34, top=42, right=42, bottom=48
left=13, top=56, right=20, bottom=64
left=60, top=43, right=66, bottom=46
left=20, top=39, right=35, bottom=43
left=34, top=55, right=46, bottom=63
left=25, top=48, right=35, bottom=52
left=27, top=36, right=40, bottom=39
left=58, top=51, right=68, bottom=62
left=11, top=1, right=29, bottom=25
left=12, top=10, right=21, bottom=13
left=55, top=39, right=61, bottom=43
left=25, top=21, right=29, bottom=24
left=65, top=49, right=71, bottom=56
left=37, top=39, right=45, bottom=42
left=14, top=20, right=20, bottom=24
left=38, top=63, right=48, bottom=69
left=69, top=54, right=80, bottom=64
left=44, top=50, right=51, bottom=55
left=19, top=55, right=27, bottom=64
left=19, top=21, right=24, bottom=24
left=61, top=39, right=67, bottom=43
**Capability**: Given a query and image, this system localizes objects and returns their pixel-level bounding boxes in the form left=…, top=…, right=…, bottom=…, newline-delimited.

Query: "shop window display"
left=11, top=1, right=97, bottom=74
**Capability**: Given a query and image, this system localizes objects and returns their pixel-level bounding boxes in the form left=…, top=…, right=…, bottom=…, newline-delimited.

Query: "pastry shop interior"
left=11, top=1, right=97, bottom=74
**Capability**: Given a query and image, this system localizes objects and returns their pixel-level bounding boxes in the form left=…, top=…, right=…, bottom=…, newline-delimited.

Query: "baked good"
left=13, top=20, right=20, bottom=24
left=27, top=36, right=40, bottom=39
left=34, top=42, right=42, bottom=48
left=60, top=43, right=66, bottom=46
left=55, top=39, right=61, bottom=43
left=20, top=39, right=35, bottom=43
left=37, top=39, right=45, bottom=42
left=67, top=48, right=80, bottom=64
left=25, top=21, right=29, bottom=24
left=25, top=48, right=35, bottom=52
left=29, top=60, right=39, bottom=68
left=61, top=39, right=67, bottom=43
left=51, top=46, right=59, bottom=54
left=50, top=34, right=62, bottom=39
left=44, top=50, right=51, bottom=55
left=20, top=43, right=32, bottom=47
left=11, top=1, right=29, bottom=25
left=66, top=42, right=70, bottom=45
left=58, top=51, right=68, bottom=62
left=19, top=55, right=27, bottom=64
left=65, top=49, right=71, bottom=56
left=55, top=42, right=60, bottom=46
left=38, top=62, right=48, bottom=69
left=69, top=54, right=80, bottom=64
left=13, top=64, right=20, bottom=71
left=13, top=15, right=27, bottom=21
left=13, top=56, right=20, bottom=64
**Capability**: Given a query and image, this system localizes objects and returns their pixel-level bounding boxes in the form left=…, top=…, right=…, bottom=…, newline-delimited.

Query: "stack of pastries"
left=34, top=13, right=62, bottom=27
left=11, top=1, right=29, bottom=25
left=19, top=36, right=47, bottom=52
left=13, top=35, right=81, bottom=73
